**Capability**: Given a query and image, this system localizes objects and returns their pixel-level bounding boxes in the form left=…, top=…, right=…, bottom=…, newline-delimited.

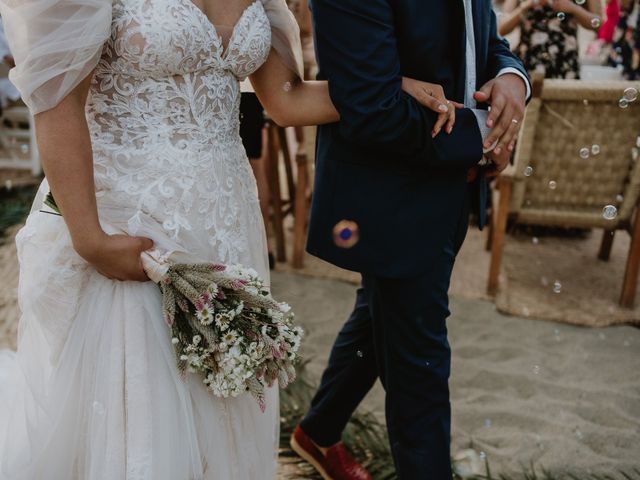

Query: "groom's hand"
left=484, top=147, right=511, bottom=177
left=474, top=74, right=526, bottom=157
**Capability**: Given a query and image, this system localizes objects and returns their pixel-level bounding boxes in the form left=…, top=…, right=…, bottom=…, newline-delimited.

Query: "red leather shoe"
left=290, top=425, right=373, bottom=480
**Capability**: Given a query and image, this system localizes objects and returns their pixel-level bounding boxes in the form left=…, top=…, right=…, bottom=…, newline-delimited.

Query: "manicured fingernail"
left=484, top=141, right=492, bottom=148
left=487, top=120, right=494, bottom=127
left=438, top=104, right=448, bottom=113
left=495, top=146, right=502, bottom=155
left=447, top=126, right=453, bottom=134
left=508, top=144, right=514, bottom=152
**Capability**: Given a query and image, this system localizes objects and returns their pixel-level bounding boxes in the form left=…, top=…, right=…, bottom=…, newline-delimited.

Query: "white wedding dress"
left=0, top=0, right=281, bottom=478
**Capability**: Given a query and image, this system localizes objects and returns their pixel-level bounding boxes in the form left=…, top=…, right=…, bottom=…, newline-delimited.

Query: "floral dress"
left=516, top=1, right=581, bottom=79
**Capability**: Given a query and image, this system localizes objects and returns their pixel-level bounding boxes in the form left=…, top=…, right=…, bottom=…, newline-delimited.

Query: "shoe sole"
left=290, top=435, right=333, bottom=480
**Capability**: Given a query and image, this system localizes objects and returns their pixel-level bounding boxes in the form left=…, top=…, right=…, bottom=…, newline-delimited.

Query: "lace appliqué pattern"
left=86, top=0, right=271, bottom=264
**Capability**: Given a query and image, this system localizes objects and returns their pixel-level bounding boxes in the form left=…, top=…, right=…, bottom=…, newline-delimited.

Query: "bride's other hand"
left=76, top=232, right=154, bottom=282
left=401, top=78, right=461, bottom=137
left=35, top=74, right=152, bottom=283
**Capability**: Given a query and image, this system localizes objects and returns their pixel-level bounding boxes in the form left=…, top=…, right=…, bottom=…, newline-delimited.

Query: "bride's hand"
left=401, top=78, right=463, bottom=138
left=75, top=232, right=154, bottom=282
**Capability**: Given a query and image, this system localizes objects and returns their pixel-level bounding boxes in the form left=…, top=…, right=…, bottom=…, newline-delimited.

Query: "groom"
left=292, top=0, right=530, bottom=479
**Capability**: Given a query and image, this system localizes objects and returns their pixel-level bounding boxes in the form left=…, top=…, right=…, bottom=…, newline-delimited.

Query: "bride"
left=0, top=0, right=458, bottom=478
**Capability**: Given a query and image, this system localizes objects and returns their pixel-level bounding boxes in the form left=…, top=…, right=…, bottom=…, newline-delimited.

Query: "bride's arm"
left=250, top=49, right=458, bottom=132
left=249, top=49, right=338, bottom=127
left=35, top=74, right=153, bottom=281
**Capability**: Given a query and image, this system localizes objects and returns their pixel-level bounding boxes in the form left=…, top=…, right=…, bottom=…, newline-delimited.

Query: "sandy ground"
left=279, top=225, right=640, bottom=328
left=272, top=271, right=640, bottom=477
left=1, top=226, right=639, bottom=477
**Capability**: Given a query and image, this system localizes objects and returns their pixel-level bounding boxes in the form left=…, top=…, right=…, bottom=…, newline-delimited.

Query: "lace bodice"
left=86, top=0, right=272, bottom=262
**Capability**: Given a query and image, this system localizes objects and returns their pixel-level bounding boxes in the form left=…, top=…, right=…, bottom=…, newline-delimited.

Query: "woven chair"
left=487, top=75, right=640, bottom=308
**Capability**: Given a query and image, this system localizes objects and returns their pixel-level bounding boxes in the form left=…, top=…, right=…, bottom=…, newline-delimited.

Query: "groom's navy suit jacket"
left=307, top=0, right=528, bottom=278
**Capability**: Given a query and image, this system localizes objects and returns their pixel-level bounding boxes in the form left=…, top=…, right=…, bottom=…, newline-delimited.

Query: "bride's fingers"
left=445, top=103, right=456, bottom=134
left=451, top=101, right=465, bottom=109
left=411, top=87, right=449, bottom=115
left=432, top=112, right=448, bottom=138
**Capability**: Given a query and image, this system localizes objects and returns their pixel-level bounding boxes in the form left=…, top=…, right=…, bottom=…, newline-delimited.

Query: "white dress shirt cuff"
left=497, top=67, right=532, bottom=100
left=470, top=109, right=497, bottom=161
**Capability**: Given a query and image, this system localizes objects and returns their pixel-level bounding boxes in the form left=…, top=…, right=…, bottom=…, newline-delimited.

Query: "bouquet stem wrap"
left=141, top=249, right=302, bottom=412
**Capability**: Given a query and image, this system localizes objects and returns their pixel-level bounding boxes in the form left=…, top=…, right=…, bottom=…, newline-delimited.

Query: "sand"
left=1, top=227, right=639, bottom=477
left=271, top=272, right=640, bottom=477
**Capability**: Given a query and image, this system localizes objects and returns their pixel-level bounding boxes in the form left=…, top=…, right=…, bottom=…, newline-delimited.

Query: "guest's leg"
left=299, top=286, right=379, bottom=447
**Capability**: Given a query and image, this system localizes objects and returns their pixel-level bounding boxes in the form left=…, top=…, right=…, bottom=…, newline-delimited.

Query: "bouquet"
left=142, top=250, right=303, bottom=411
left=43, top=192, right=301, bottom=410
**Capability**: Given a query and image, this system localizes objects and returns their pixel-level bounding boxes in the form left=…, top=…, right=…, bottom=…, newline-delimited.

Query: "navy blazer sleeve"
left=311, top=0, right=483, bottom=169
left=486, top=8, right=530, bottom=86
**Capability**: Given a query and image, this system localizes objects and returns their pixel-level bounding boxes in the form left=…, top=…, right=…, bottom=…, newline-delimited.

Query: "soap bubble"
left=619, top=98, right=629, bottom=109
left=591, top=144, right=600, bottom=156
left=333, top=220, right=360, bottom=248
left=524, top=166, right=534, bottom=177
left=579, top=147, right=590, bottom=159
left=282, top=81, right=292, bottom=92
left=602, top=205, right=618, bottom=220
left=548, top=180, right=557, bottom=190
left=557, top=12, right=566, bottom=21
left=553, top=281, right=562, bottom=294
left=590, top=17, right=601, bottom=28
left=623, top=87, right=638, bottom=102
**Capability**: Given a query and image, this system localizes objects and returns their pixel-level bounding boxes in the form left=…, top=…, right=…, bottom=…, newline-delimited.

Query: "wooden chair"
left=487, top=76, right=640, bottom=308
left=265, top=120, right=312, bottom=269
left=0, top=106, right=41, bottom=175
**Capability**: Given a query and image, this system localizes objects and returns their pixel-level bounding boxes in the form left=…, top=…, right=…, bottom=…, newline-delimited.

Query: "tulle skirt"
left=0, top=183, right=279, bottom=480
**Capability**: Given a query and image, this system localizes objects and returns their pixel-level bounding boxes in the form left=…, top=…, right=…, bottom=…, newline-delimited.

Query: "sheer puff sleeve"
left=0, top=0, right=112, bottom=114
left=261, top=0, right=303, bottom=79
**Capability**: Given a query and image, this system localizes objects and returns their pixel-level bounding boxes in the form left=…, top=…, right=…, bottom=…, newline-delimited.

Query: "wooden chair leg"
left=620, top=210, right=640, bottom=308
left=487, top=178, right=513, bottom=296
left=598, top=229, right=615, bottom=261
left=485, top=209, right=494, bottom=252
left=292, top=152, right=309, bottom=269
left=267, top=124, right=286, bottom=263
left=277, top=127, right=296, bottom=206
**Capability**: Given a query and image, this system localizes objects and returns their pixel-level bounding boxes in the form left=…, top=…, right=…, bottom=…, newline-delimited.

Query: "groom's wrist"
left=496, top=69, right=532, bottom=101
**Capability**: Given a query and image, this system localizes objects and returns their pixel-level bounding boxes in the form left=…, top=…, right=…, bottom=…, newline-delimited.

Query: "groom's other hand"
left=484, top=147, right=511, bottom=178
left=474, top=73, right=526, bottom=157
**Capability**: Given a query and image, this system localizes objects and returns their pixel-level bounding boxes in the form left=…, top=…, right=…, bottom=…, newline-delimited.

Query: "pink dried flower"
left=210, top=264, right=226, bottom=271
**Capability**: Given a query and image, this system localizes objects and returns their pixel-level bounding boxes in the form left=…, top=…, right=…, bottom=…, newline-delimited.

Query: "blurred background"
left=0, top=1, right=639, bottom=478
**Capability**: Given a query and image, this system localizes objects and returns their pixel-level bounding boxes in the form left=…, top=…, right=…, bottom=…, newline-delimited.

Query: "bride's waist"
left=92, top=134, right=246, bottom=164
